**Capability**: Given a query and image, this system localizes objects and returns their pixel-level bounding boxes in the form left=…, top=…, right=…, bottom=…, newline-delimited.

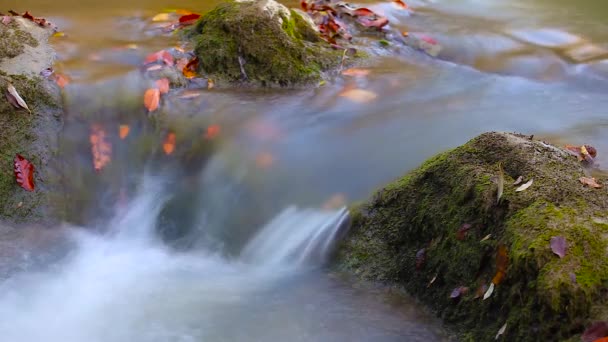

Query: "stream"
left=1, top=0, right=608, bottom=341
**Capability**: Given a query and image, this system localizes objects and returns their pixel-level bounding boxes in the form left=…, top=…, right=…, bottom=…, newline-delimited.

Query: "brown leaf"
left=183, top=57, right=199, bottom=78
left=6, top=84, right=31, bottom=113
left=580, top=177, right=602, bottom=189
left=90, top=124, right=112, bottom=171
left=492, top=244, right=508, bottom=285
left=144, top=88, right=161, bottom=112
left=53, top=73, right=70, bottom=88
left=582, top=321, right=608, bottom=342
left=156, top=78, right=170, bottom=94
left=415, top=248, right=426, bottom=270
left=474, top=283, right=488, bottom=299
left=14, top=154, right=35, bottom=191
left=163, top=132, right=176, bottom=155
left=357, top=16, right=389, bottom=29
left=204, top=124, right=221, bottom=140
left=550, top=236, right=567, bottom=258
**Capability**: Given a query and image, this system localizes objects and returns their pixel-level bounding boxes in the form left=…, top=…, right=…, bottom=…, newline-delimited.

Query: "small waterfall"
left=241, top=206, right=350, bottom=266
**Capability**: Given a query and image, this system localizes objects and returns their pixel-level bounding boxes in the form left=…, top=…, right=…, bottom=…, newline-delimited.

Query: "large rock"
left=335, top=132, right=608, bottom=341
left=0, top=16, right=63, bottom=223
left=187, top=0, right=344, bottom=87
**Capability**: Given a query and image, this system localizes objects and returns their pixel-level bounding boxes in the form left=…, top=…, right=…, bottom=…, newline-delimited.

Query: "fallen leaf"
left=402, top=31, right=409, bottom=37
left=119, top=125, right=130, bottom=140
left=456, top=223, right=472, bottom=241
left=393, top=0, right=408, bottom=9
left=144, top=88, right=161, bottom=112
left=178, top=90, right=202, bottom=99
left=156, top=78, right=170, bottom=94
left=427, top=274, right=437, bottom=288
left=483, top=282, right=494, bottom=300
left=6, top=84, right=31, bottom=113
left=341, top=68, right=371, bottom=77
left=495, top=322, right=507, bottom=340
left=144, top=50, right=174, bottom=66
left=163, top=132, right=176, bottom=155
left=492, top=245, right=508, bottom=285
left=152, top=13, right=171, bottom=22
left=207, top=78, right=215, bottom=89
left=513, top=176, right=523, bottom=186
left=580, top=177, right=602, bottom=189
left=146, top=64, right=163, bottom=72
left=54, top=73, right=70, bottom=88
left=204, top=124, right=221, bottom=140
left=497, top=163, right=504, bottom=204
left=339, top=88, right=378, bottom=103
left=582, top=322, right=608, bottom=342
left=357, top=16, right=389, bottom=29
left=178, top=13, right=201, bottom=25
left=450, top=286, right=469, bottom=299
left=515, top=179, right=533, bottom=192
left=480, top=234, right=492, bottom=242
left=14, top=154, right=35, bottom=191
left=593, top=338, right=608, bottom=342
left=550, top=236, right=567, bottom=258
left=474, top=283, right=488, bottom=299
left=415, top=248, right=426, bottom=270
left=90, top=124, right=112, bottom=171
left=183, top=57, right=199, bottom=78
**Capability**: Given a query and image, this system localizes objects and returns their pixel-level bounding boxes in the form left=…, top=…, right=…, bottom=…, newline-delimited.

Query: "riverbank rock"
left=335, top=132, right=608, bottom=341
left=0, top=16, right=63, bottom=223
left=187, top=0, right=345, bottom=87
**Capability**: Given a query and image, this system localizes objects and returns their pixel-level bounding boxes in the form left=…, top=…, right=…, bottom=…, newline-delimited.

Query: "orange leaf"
left=183, top=57, right=199, bottom=78
left=156, top=78, right=170, bottom=94
left=14, top=154, right=35, bottom=191
left=353, top=8, right=375, bottom=16
left=339, top=88, right=378, bottom=103
left=594, top=338, right=608, bottom=342
left=90, top=124, right=112, bottom=171
left=393, top=0, right=408, bottom=9
left=144, top=50, right=174, bottom=66
left=119, top=125, right=130, bottom=140
left=204, top=124, right=221, bottom=140
left=144, top=88, right=161, bottom=112
left=163, top=132, right=176, bottom=155
left=492, top=245, right=509, bottom=285
left=54, top=73, right=70, bottom=88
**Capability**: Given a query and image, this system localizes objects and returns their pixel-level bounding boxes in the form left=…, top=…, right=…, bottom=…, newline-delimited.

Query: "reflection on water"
left=1, top=0, right=608, bottom=340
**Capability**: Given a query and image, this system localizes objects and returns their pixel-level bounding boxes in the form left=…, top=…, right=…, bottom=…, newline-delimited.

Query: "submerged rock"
left=335, top=132, right=608, bottom=341
left=0, top=16, right=62, bottom=223
left=187, top=0, right=345, bottom=87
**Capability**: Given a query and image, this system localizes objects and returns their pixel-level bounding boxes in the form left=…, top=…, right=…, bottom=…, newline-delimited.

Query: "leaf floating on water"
left=492, top=245, right=508, bottom=285
left=483, top=282, right=495, bottom=300
left=144, top=50, right=174, bottom=66
left=156, top=78, right=170, bottom=94
left=178, top=13, right=201, bottom=25
left=341, top=68, right=371, bottom=77
left=550, top=236, right=567, bottom=258
left=144, top=88, right=161, bottom=112
left=339, top=88, right=378, bottom=103
left=582, top=321, right=608, bottom=342
left=515, top=179, right=533, bottom=192
left=90, top=124, right=112, bottom=172
left=6, top=84, right=31, bottom=113
left=178, top=90, right=202, bottom=100
left=495, top=322, right=507, bottom=340
left=14, top=154, right=35, bottom=192
left=415, top=248, right=426, bottom=270
left=183, top=57, right=199, bottom=78
left=163, top=132, right=176, bottom=155
left=204, top=124, right=221, bottom=140
left=512, top=176, right=523, bottom=186
left=580, top=177, right=602, bottom=189
left=54, top=73, right=70, bottom=88
left=119, top=125, right=130, bottom=140
left=497, top=162, right=504, bottom=204
left=393, top=0, right=408, bottom=9
left=480, top=234, right=492, bottom=242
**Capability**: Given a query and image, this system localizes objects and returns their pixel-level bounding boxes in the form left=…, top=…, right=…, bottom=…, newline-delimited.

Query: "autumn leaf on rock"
left=14, top=154, right=35, bottom=191
left=483, top=282, right=495, bottom=300
left=582, top=321, right=608, bottom=342
left=178, top=13, right=201, bottom=26
left=90, top=125, right=112, bottom=171
left=156, top=78, right=170, bottom=94
left=163, top=132, right=176, bottom=155
left=580, top=177, right=602, bottom=189
left=492, top=244, right=508, bottom=285
left=550, top=236, right=567, bottom=258
left=183, top=57, right=199, bottom=78
left=495, top=323, right=507, bottom=340
left=144, top=88, right=161, bottom=112
left=53, top=73, right=70, bottom=88
left=119, top=125, right=130, bottom=140
left=6, top=84, right=31, bottom=113
left=144, top=50, right=174, bottom=66
left=515, top=179, right=533, bottom=192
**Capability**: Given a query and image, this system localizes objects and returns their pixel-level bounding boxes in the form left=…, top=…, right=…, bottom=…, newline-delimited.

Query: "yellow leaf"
left=152, top=13, right=171, bottom=22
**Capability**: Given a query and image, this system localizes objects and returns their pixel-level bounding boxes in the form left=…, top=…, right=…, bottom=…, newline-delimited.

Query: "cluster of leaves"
left=1, top=10, right=57, bottom=30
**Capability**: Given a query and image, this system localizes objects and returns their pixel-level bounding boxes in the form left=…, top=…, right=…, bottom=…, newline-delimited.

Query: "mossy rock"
left=187, top=0, right=344, bottom=87
left=335, top=132, right=608, bottom=341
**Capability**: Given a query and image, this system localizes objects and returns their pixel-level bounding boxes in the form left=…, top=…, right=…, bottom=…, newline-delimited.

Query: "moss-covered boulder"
left=188, top=0, right=344, bottom=87
left=0, top=17, right=62, bottom=223
left=335, top=132, right=608, bottom=341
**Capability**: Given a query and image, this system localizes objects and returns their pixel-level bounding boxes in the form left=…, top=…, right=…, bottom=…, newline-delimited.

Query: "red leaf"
left=456, top=223, right=472, bottom=241
left=14, top=154, right=35, bottom=191
left=144, top=88, right=161, bottom=112
left=205, top=124, right=221, bottom=140
left=300, top=0, right=308, bottom=11
left=155, top=78, right=170, bottom=94
left=415, top=248, right=426, bottom=270
left=420, top=35, right=438, bottom=45
left=144, top=50, right=174, bottom=66
left=583, top=322, right=608, bottom=342
left=178, top=13, right=200, bottom=24
left=550, top=236, right=567, bottom=258
left=163, top=132, right=176, bottom=155
left=90, top=125, right=112, bottom=171
left=353, top=8, right=375, bottom=17
left=357, top=16, right=389, bottom=29
left=183, top=57, right=199, bottom=78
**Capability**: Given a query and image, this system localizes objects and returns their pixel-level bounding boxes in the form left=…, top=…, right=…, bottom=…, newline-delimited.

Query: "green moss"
left=0, top=21, right=38, bottom=61
left=188, top=0, right=343, bottom=87
left=336, top=132, right=608, bottom=341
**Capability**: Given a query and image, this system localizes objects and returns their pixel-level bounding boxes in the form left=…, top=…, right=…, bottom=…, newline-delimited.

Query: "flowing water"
left=2, top=0, right=608, bottom=341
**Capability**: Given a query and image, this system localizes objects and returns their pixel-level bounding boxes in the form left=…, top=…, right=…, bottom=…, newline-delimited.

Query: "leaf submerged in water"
left=90, top=124, right=112, bottom=172
left=582, top=321, right=608, bottom=342
left=339, top=88, right=378, bottom=103
left=14, top=154, right=35, bottom=191
left=144, top=88, right=160, bottom=112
